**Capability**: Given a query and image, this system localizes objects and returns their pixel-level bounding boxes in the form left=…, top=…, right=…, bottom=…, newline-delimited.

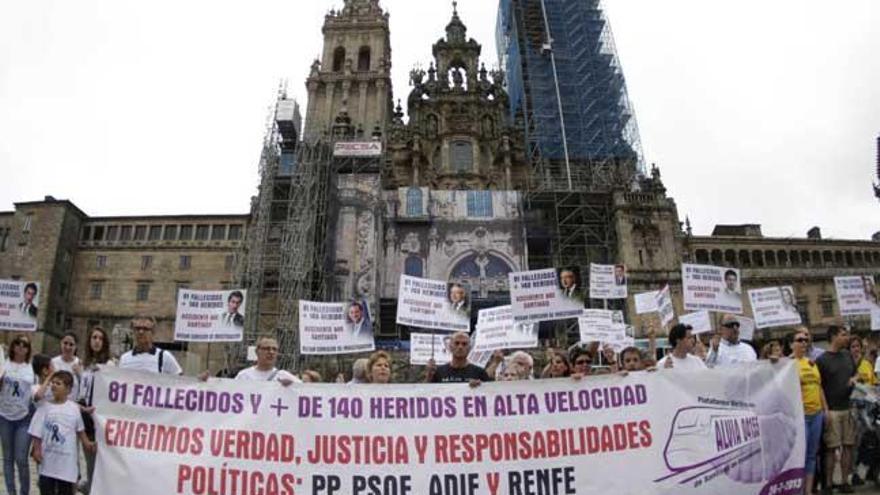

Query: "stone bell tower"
left=303, top=0, right=393, bottom=141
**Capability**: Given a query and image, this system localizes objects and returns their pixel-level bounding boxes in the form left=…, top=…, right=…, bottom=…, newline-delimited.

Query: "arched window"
left=451, top=140, right=473, bottom=172
left=406, top=187, right=423, bottom=216
left=450, top=253, right=514, bottom=299
left=404, top=256, right=423, bottom=277
left=357, top=46, right=371, bottom=71
left=332, top=47, right=346, bottom=72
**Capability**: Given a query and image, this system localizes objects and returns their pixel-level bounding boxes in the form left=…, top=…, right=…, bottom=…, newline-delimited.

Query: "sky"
left=1, top=0, right=878, bottom=240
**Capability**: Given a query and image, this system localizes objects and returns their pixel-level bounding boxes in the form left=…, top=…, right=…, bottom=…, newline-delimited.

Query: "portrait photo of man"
left=723, top=270, right=741, bottom=296
left=446, top=282, right=470, bottom=316
left=220, top=290, right=245, bottom=327
left=19, top=282, right=38, bottom=319
left=345, top=300, right=372, bottom=339
left=557, top=268, right=583, bottom=301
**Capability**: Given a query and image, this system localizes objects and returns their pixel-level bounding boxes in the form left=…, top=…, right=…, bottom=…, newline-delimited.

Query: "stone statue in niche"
left=451, top=67, right=463, bottom=90
left=481, top=115, right=495, bottom=138
left=425, top=114, right=438, bottom=140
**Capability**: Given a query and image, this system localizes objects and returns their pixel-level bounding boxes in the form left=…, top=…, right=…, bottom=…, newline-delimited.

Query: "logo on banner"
left=333, top=141, right=382, bottom=157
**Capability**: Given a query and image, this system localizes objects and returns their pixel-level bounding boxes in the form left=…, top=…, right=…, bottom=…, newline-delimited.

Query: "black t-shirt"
left=431, top=363, right=491, bottom=383
left=816, top=349, right=856, bottom=411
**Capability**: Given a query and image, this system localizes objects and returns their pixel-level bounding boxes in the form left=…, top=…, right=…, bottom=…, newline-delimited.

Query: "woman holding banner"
left=78, top=326, right=115, bottom=494
left=791, top=327, right=827, bottom=495
left=540, top=350, right=571, bottom=379
left=0, top=336, right=35, bottom=495
left=367, top=351, right=392, bottom=384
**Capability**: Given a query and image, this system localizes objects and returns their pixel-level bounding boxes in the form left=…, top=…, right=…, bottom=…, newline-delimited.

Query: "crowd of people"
left=1, top=313, right=878, bottom=494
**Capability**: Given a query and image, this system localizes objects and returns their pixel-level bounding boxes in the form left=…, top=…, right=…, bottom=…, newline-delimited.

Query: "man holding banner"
left=119, top=316, right=182, bottom=375
left=235, top=337, right=300, bottom=386
left=426, top=332, right=489, bottom=385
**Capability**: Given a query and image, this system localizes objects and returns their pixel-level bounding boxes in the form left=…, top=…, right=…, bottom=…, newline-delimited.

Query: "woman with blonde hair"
left=367, top=351, right=392, bottom=384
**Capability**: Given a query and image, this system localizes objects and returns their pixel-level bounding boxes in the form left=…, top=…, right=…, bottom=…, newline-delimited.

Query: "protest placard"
left=589, top=263, right=628, bottom=300
left=396, top=275, right=470, bottom=332
left=299, top=300, right=375, bottom=355
left=174, top=289, right=246, bottom=342
left=678, top=311, right=713, bottom=335
left=682, top=264, right=744, bottom=314
left=0, top=279, right=40, bottom=332
left=834, top=276, right=879, bottom=316
left=748, top=287, right=802, bottom=329
left=509, top=268, right=584, bottom=323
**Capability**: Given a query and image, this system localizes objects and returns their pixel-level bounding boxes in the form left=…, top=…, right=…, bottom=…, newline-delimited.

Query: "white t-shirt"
left=28, top=400, right=84, bottom=483
left=0, top=361, right=35, bottom=420
left=658, top=354, right=707, bottom=372
left=705, top=340, right=757, bottom=368
left=78, top=360, right=116, bottom=405
left=51, top=355, right=81, bottom=400
left=235, top=366, right=301, bottom=384
left=119, top=348, right=182, bottom=375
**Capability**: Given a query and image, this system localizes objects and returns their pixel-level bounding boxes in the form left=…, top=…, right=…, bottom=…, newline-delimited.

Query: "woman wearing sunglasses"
left=791, top=326, right=828, bottom=495
left=0, top=336, right=35, bottom=495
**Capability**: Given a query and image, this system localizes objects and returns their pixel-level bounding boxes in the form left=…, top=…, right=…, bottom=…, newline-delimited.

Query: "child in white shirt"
left=28, top=370, right=95, bottom=495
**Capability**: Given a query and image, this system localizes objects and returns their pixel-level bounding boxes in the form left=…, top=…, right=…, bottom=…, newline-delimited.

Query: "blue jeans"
left=0, top=414, right=32, bottom=495
left=804, top=412, right=824, bottom=475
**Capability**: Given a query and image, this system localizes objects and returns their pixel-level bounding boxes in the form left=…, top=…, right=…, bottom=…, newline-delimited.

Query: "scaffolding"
left=233, top=91, right=334, bottom=371
left=496, top=0, right=644, bottom=273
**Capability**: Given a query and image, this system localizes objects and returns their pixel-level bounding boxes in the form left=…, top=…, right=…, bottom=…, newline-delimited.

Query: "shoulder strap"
left=158, top=349, right=165, bottom=373
left=267, top=369, right=279, bottom=382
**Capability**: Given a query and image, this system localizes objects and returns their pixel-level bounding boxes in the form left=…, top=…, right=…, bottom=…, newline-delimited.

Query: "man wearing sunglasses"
left=705, top=313, right=757, bottom=368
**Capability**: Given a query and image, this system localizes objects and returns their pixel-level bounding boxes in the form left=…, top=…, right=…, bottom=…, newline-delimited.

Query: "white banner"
left=736, top=316, right=757, bottom=342
left=92, top=363, right=806, bottom=495
left=589, top=263, right=628, bottom=300
left=509, top=268, right=584, bottom=323
left=682, top=264, right=744, bottom=314
left=578, top=309, right=626, bottom=345
left=333, top=141, right=382, bottom=157
left=299, top=300, right=375, bottom=355
left=656, top=285, right=675, bottom=327
left=472, top=306, right=538, bottom=353
left=834, top=275, right=879, bottom=316
left=409, top=333, right=452, bottom=365
left=0, top=279, right=40, bottom=332
left=396, top=275, right=470, bottom=332
left=634, top=290, right=660, bottom=315
left=678, top=311, right=713, bottom=335
left=748, top=287, right=802, bottom=329
left=174, top=289, right=246, bottom=342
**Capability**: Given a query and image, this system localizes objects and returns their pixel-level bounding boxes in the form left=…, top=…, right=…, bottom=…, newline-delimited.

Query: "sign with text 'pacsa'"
left=92, top=364, right=806, bottom=495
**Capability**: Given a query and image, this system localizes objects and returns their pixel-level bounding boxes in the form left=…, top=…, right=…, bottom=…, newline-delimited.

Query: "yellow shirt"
left=857, top=359, right=877, bottom=386
left=797, top=357, right=823, bottom=415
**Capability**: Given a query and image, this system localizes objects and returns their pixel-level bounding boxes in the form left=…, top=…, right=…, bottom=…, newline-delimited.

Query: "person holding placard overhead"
left=705, top=314, right=757, bottom=368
